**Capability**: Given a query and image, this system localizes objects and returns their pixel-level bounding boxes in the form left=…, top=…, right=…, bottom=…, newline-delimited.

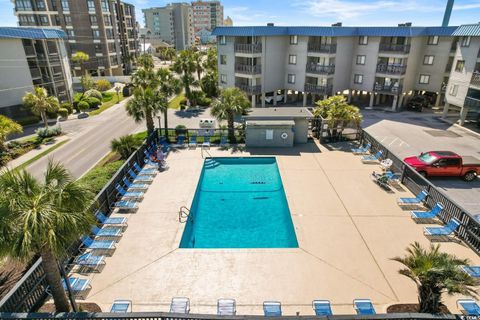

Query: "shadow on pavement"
left=174, top=108, right=207, bottom=119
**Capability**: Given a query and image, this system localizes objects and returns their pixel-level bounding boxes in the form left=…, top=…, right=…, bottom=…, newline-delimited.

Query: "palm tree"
left=203, top=46, right=217, bottom=73
left=0, top=161, right=95, bottom=312
left=136, top=53, right=154, bottom=70
left=126, top=86, right=167, bottom=134
left=392, top=242, right=477, bottom=314
left=0, top=115, right=22, bottom=152
left=23, top=87, right=60, bottom=128
left=192, top=50, right=204, bottom=80
left=171, top=50, right=196, bottom=99
left=71, top=51, right=89, bottom=75
left=162, top=47, right=176, bottom=64
left=211, top=88, right=250, bottom=142
left=111, top=135, right=142, bottom=159
left=157, top=68, right=181, bottom=137
left=131, top=67, right=158, bottom=90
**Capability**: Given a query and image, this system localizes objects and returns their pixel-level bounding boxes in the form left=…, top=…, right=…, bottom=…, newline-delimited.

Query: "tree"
left=171, top=50, right=196, bottom=99
left=392, top=242, right=477, bottom=314
left=23, top=87, right=59, bottom=128
left=200, top=71, right=219, bottom=97
left=71, top=51, right=89, bottom=76
left=211, top=88, right=250, bottom=142
left=111, top=135, right=142, bottom=159
left=95, top=79, right=112, bottom=92
left=192, top=50, right=204, bottom=80
left=0, top=115, right=22, bottom=152
left=80, top=74, right=94, bottom=93
left=136, top=53, right=154, bottom=70
left=0, top=161, right=95, bottom=312
left=131, top=67, right=157, bottom=90
left=157, top=68, right=181, bottom=138
left=126, top=86, right=167, bottom=134
left=203, top=47, right=217, bottom=73
left=162, top=47, right=176, bottom=64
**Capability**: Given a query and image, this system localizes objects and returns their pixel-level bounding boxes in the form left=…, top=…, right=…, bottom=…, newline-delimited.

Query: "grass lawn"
left=78, top=153, right=123, bottom=194
left=89, top=92, right=125, bottom=116
left=168, top=93, right=185, bottom=109
left=14, top=139, right=69, bottom=171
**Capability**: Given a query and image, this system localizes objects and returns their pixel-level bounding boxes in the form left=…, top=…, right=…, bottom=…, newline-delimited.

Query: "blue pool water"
left=179, top=157, right=298, bottom=248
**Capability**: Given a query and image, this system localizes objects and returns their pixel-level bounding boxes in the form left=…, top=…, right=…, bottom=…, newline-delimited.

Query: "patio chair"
left=177, top=135, right=186, bottom=147
left=128, top=169, right=154, bottom=184
left=217, top=298, right=236, bottom=315
left=462, top=266, right=480, bottom=278
left=457, top=299, right=480, bottom=316
left=313, top=300, right=333, bottom=316
left=169, top=297, right=190, bottom=314
left=114, top=199, right=138, bottom=211
left=81, top=236, right=116, bottom=251
left=71, top=252, right=106, bottom=272
left=115, top=184, right=144, bottom=200
left=424, top=217, right=460, bottom=240
left=122, top=177, right=148, bottom=191
left=189, top=136, right=197, bottom=149
left=411, top=202, right=444, bottom=221
left=220, top=136, right=228, bottom=148
left=353, top=299, right=376, bottom=315
left=63, top=277, right=91, bottom=296
left=95, top=211, right=128, bottom=227
left=397, top=190, right=428, bottom=207
left=91, top=225, right=123, bottom=239
left=202, top=136, right=211, bottom=149
left=110, top=299, right=133, bottom=313
left=133, top=162, right=157, bottom=176
left=263, top=301, right=282, bottom=316
left=351, top=142, right=371, bottom=155
left=361, top=150, right=383, bottom=163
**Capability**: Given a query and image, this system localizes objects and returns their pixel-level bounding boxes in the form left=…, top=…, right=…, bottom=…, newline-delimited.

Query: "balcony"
left=24, top=46, right=36, bottom=56
left=306, top=63, right=335, bottom=75
left=470, top=71, right=480, bottom=88
left=234, top=43, right=262, bottom=54
left=379, top=43, right=410, bottom=54
left=29, top=68, right=41, bottom=79
left=304, top=83, right=333, bottom=95
left=374, top=84, right=403, bottom=95
left=465, top=97, right=480, bottom=110
left=235, top=64, right=262, bottom=75
left=235, top=83, right=262, bottom=95
left=307, top=43, right=337, bottom=54
left=376, top=64, right=407, bottom=75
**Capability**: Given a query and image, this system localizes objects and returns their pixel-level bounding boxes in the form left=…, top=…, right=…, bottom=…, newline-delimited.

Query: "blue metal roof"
left=212, top=26, right=459, bottom=37
left=452, top=24, right=480, bottom=36
left=0, top=27, right=66, bottom=39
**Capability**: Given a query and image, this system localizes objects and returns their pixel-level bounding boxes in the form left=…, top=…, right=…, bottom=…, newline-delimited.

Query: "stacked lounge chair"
left=263, top=301, right=282, bottom=316
left=110, top=299, right=133, bottom=313
left=353, top=299, right=376, bottom=315
left=457, top=299, right=480, bottom=316
left=313, top=300, right=333, bottom=316
left=170, top=297, right=190, bottom=314
left=217, top=299, right=236, bottom=315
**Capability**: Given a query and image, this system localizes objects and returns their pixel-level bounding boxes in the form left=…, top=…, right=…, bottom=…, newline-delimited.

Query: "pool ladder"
left=179, top=206, right=191, bottom=223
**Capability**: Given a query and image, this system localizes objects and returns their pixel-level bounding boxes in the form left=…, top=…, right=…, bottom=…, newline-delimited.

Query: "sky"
left=0, top=0, right=480, bottom=28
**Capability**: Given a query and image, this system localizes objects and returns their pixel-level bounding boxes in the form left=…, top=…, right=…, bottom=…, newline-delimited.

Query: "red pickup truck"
left=404, top=151, right=480, bottom=182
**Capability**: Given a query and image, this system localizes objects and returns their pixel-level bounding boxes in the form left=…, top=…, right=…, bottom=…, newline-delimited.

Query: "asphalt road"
left=362, top=110, right=480, bottom=215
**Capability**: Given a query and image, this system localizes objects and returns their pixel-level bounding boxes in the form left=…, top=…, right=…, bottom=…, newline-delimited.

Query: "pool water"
left=179, top=157, right=298, bottom=248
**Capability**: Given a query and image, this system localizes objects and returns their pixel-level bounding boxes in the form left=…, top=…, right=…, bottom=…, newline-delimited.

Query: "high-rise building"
left=12, top=0, right=139, bottom=76
left=191, top=0, right=223, bottom=33
left=143, top=3, right=194, bottom=50
left=0, top=27, right=73, bottom=119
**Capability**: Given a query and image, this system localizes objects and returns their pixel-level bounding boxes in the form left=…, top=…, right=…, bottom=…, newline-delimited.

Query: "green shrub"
left=78, top=160, right=124, bottom=194
left=95, top=79, right=112, bottom=92
left=86, top=97, right=101, bottom=108
left=84, top=89, right=103, bottom=100
left=198, top=96, right=212, bottom=106
left=175, top=124, right=187, bottom=136
left=16, top=115, right=40, bottom=126
left=35, top=126, right=62, bottom=139
left=61, top=102, right=73, bottom=114
left=77, top=100, right=90, bottom=112
left=101, top=92, right=114, bottom=102
left=73, top=92, right=83, bottom=102
left=57, top=108, right=69, bottom=118
left=110, top=135, right=142, bottom=159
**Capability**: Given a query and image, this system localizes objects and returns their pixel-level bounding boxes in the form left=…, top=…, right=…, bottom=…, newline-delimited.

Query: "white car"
left=199, top=118, right=216, bottom=128
left=265, top=95, right=284, bottom=104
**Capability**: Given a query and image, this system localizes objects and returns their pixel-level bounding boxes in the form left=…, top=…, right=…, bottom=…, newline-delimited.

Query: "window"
left=61, top=0, right=69, bottom=11
left=94, top=44, right=102, bottom=53
left=359, top=36, right=368, bottom=45
left=87, top=0, right=95, bottom=12
left=461, top=36, right=471, bottom=47
left=89, top=14, right=97, bottom=25
left=66, top=29, right=74, bottom=37
left=64, top=14, right=71, bottom=25
left=419, top=74, right=430, bottom=84
left=101, top=0, right=109, bottom=12
left=105, top=29, right=113, bottom=39
left=455, top=60, right=465, bottom=72
left=290, top=35, right=298, bottom=45
left=103, top=14, right=112, bottom=26
left=220, top=55, right=226, bottom=65
left=423, top=55, right=434, bottom=65
left=16, top=0, right=32, bottom=11
left=219, top=36, right=226, bottom=45
left=427, top=36, right=438, bottom=45
left=356, top=55, right=366, bottom=65
left=92, top=29, right=100, bottom=39
left=288, top=54, right=297, bottom=64
left=287, top=74, right=296, bottom=84
left=449, top=84, right=458, bottom=96
left=354, top=74, right=363, bottom=84
left=53, top=14, right=60, bottom=25
left=220, top=74, right=227, bottom=84
left=36, top=0, right=46, bottom=10
left=265, top=129, right=273, bottom=140
left=39, top=15, right=49, bottom=25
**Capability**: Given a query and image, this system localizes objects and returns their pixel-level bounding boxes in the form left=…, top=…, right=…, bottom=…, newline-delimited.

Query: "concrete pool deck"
left=80, top=141, right=480, bottom=315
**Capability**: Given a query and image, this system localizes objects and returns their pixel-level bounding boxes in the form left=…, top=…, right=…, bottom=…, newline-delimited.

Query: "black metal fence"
left=312, top=117, right=361, bottom=143
left=360, top=130, right=480, bottom=255
left=160, top=128, right=245, bottom=144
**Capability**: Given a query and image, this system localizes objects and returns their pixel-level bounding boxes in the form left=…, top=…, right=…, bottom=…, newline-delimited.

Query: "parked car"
left=265, top=95, right=284, bottom=104
left=405, top=95, right=430, bottom=112
left=404, top=151, right=480, bottom=182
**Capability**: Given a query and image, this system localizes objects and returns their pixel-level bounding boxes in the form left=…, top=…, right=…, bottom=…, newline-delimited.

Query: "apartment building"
left=443, top=24, right=480, bottom=125
left=213, top=24, right=459, bottom=111
left=0, top=27, right=73, bottom=119
left=12, top=0, right=139, bottom=76
left=143, top=3, right=194, bottom=50
left=192, top=0, right=223, bottom=44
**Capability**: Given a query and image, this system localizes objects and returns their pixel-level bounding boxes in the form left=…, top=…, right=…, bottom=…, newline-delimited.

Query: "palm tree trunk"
left=145, top=109, right=154, bottom=134
left=40, top=248, right=70, bottom=312
left=197, top=70, right=201, bottom=81
left=227, top=113, right=235, bottom=143
left=184, top=76, right=191, bottom=99
left=163, top=109, right=169, bottom=142
left=41, top=111, right=49, bottom=129
left=418, top=284, right=441, bottom=314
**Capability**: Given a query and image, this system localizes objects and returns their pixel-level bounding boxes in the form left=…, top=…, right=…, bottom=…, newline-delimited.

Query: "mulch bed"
left=387, top=303, right=451, bottom=314
left=38, top=302, right=102, bottom=313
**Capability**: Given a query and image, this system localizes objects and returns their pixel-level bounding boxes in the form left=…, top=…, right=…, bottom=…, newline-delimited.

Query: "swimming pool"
left=179, top=157, right=298, bottom=248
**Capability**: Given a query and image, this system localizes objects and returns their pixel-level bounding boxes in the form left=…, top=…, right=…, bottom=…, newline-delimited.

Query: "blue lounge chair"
left=202, top=136, right=211, bottom=149
left=462, top=266, right=480, bottom=277
left=313, top=300, right=333, bottom=316
left=169, top=297, right=190, bottom=314
left=351, top=142, right=371, bottom=155
left=361, top=150, right=383, bottom=163
left=71, top=252, right=105, bottom=272
left=177, top=135, right=186, bottom=147
left=411, top=202, right=443, bottom=220
left=189, top=136, right=197, bottom=149
left=457, top=299, right=480, bottom=316
left=81, top=236, right=116, bottom=251
left=133, top=162, right=157, bottom=176
left=397, top=190, right=428, bottom=206
left=95, top=211, right=127, bottom=226
left=220, top=136, right=228, bottom=147
left=114, top=199, right=138, bottom=211
left=353, top=299, right=376, bottom=315
left=91, top=225, right=122, bottom=238
left=217, top=299, right=236, bottom=315
left=115, top=184, right=144, bottom=200
left=424, top=218, right=460, bottom=238
left=63, top=277, right=91, bottom=296
left=263, top=301, right=282, bottom=316
left=122, top=177, right=148, bottom=191
left=110, top=299, right=132, bottom=313
left=128, top=169, right=154, bottom=184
